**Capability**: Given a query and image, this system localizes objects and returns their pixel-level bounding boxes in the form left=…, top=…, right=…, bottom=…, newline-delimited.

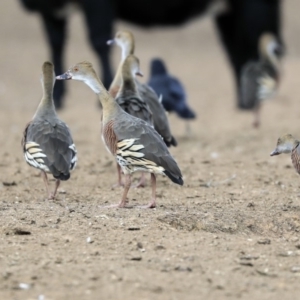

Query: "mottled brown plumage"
left=107, top=30, right=177, bottom=147
left=57, top=61, right=183, bottom=208
left=116, top=55, right=153, bottom=126
left=23, top=61, right=77, bottom=199
left=103, top=120, right=118, bottom=155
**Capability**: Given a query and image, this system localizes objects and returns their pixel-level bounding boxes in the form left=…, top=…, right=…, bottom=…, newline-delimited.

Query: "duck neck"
left=293, top=140, right=300, bottom=151
left=84, top=73, right=122, bottom=122
left=261, top=44, right=280, bottom=71
left=118, top=68, right=138, bottom=97
left=109, top=42, right=135, bottom=93
left=34, top=76, right=56, bottom=119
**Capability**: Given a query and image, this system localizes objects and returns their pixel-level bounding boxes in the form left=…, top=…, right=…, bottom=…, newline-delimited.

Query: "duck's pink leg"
left=111, top=164, right=124, bottom=189
left=146, top=174, right=156, bottom=208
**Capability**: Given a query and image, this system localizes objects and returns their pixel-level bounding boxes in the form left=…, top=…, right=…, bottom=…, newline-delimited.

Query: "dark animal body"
left=148, top=58, right=196, bottom=119
left=19, top=0, right=282, bottom=109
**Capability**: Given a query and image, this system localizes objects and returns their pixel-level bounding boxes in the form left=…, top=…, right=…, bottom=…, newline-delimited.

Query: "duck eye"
left=74, top=67, right=78, bottom=72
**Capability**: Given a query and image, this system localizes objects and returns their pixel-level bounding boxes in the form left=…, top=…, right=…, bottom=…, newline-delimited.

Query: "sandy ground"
left=1, top=1, right=300, bottom=299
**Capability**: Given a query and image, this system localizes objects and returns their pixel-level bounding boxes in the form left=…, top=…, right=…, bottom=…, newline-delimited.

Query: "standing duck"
left=240, top=33, right=282, bottom=127
left=270, top=134, right=300, bottom=176
left=56, top=61, right=183, bottom=208
left=22, top=62, right=77, bottom=199
left=107, top=30, right=177, bottom=147
left=115, top=54, right=153, bottom=187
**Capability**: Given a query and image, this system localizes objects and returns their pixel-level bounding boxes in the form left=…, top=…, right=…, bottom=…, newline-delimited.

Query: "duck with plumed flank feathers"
left=114, top=55, right=153, bottom=188
left=240, top=32, right=282, bottom=127
left=107, top=30, right=177, bottom=147
left=22, top=61, right=77, bottom=200
left=56, top=61, right=183, bottom=208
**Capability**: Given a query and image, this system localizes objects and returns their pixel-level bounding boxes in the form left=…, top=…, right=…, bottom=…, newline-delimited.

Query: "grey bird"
left=107, top=30, right=177, bottom=147
left=114, top=55, right=153, bottom=188
left=22, top=61, right=77, bottom=199
left=240, top=32, right=282, bottom=127
left=270, top=134, right=300, bottom=176
left=56, top=61, right=183, bottom=208
left=116, top=55, right=153, bottom=125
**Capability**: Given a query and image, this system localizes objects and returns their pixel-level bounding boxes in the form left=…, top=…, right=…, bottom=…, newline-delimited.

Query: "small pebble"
left=291, top=266, right=300, bottom=273
left=19, top=283, right=30, bottom=290
left=258, top=238, right=271, bottom=245
left=86, top=237, right=93, bottom=243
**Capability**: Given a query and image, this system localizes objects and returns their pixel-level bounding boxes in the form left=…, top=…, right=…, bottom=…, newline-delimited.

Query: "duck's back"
left=116, top=94, right=153, bottom=125
left=23, top=117, right=76, bottom=180
left=112, top=114, right=183, bottom=185
left=136, top=80, right=177, bottom=147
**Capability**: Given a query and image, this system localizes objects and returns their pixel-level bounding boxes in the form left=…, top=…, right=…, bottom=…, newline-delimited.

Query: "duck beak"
left=107, top=39, right=115, bottom=46
left=270, top=149, right=280, bottom=156
left=136, top=71, right=143, bottom=77
left=56, top=72, right=72, bottom=80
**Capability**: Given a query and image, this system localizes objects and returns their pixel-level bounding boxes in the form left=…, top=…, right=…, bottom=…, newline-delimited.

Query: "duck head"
left=259, top=32, right=283, bottom=61
left=56, top=61, right=97, bottom=82
left=107, top=30, right=135, bottom=58
left=270, top=134, right=298, bottom=156
left=123, top=55, right=143, bottom=77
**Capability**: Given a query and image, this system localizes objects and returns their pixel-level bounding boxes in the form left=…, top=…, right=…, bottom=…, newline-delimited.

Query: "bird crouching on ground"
left=270, top=134, right=300, bottom=176
left=240, top=33, right=282, bottom=127
left=22, top=61, right=77, bottom=199
left=56, top=61, right=183, bottom=208
left=148, top=58, right=196, bottom=120
left=107, top=30, right=177, bottom=147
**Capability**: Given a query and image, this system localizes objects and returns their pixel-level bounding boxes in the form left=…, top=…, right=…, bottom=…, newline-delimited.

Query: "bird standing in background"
left=270, top=134, right=300, bottom=177
left=240, top=33, right=282, bottom=127
left=114, top=54, right=154, bottom=188
left=107, top=30, right=177, bottom=147
left=56, top=61, right=183, bottom=208
left=148, top=58, right=196, bottom=122
left=22, top=62, right=77, bottom=200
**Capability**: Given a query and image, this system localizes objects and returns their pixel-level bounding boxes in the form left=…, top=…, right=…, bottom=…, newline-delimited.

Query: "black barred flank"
left=164, top=170, right=183, bottom=185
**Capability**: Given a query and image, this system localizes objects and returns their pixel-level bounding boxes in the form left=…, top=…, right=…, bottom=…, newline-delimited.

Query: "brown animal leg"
left=41, top=171, right=52, bottom=200
left=133, top=173, right=147, bottom=188
left=253, top=105, right=260, bottom=128
left=111, top=164, right=124, bottom=189
left=50, top=179, right=61, bottom=199
left=146, top=174, right=156, bottom=208
left=118, top=174, right=131, bottom=208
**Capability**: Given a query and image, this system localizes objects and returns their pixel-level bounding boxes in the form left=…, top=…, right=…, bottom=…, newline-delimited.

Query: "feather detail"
left=23, top=119, right=77, bottom=179
left=24, top=141, right=50, bottom=172
left=103, top=120, right=117, bottom=155
left=257, top=75, right=277, bottom=99
left=291, top=144, right=300, bottom=175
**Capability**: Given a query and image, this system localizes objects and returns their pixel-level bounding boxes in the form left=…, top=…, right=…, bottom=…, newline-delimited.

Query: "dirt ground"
left=2, top=1, right=300, bottom=299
